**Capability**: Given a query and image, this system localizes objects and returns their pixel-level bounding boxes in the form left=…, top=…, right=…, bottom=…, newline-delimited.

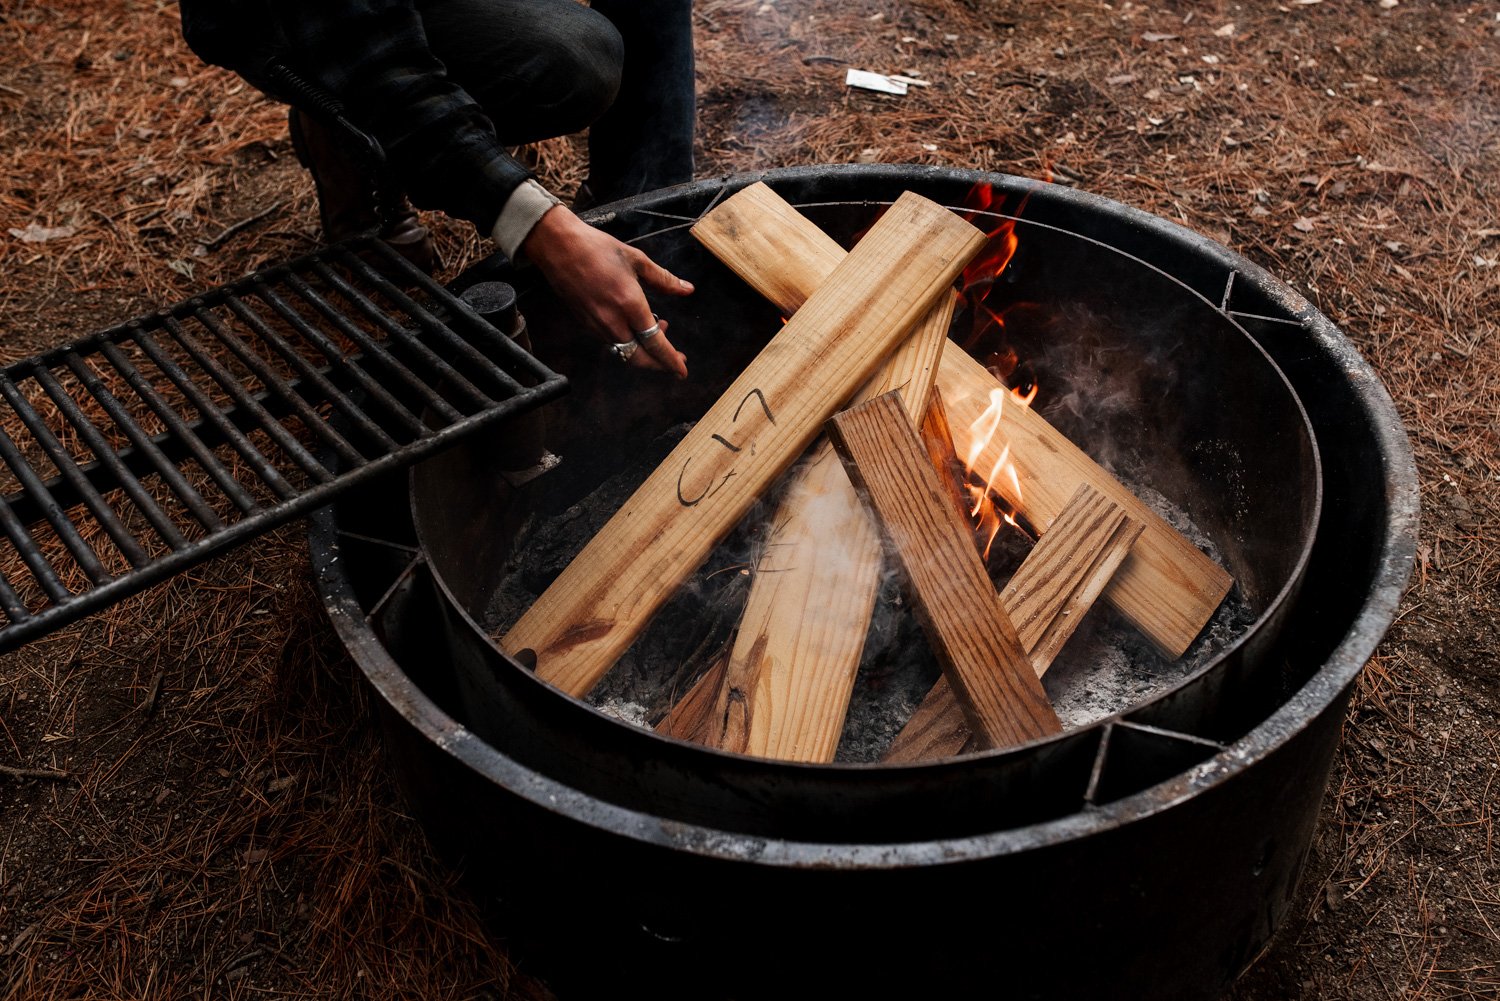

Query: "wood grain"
left=656, top=654, right=726, bottom=744
left=660, top=290, right=955, bottom=761
left=690, top=182, right=1232, bottom=659
left=704, top=299, right=953, bottom=760
left=827, top=392, right=1063, bottom=749
left=884, top=483, right=1143, bottom=763
left=918, top=388, right=973, bottom=525
left=500, top=191, right=986, bottom=697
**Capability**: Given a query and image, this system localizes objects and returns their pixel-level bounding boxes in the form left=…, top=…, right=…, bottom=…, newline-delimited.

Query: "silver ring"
left=610, top=340, right=638, bottom=363
left=633, top=314, right=662, bottom=342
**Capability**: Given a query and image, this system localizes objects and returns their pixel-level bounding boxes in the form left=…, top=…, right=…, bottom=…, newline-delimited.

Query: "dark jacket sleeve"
left=182, top=0, right=532, bottom=231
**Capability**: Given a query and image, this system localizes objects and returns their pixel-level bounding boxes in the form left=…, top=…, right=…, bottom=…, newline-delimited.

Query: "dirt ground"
left=1, top=0, right=1497, bottom=998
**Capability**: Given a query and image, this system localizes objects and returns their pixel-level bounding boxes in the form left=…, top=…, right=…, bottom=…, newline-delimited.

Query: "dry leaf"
left=9, top=222, right=76, bottom=243
left=1106, top=73, right=1138, bottom=85
left=1214, top=23, right=1236, bottom=37
left=1293, top=217, right=1316, bottom=232
left=1142, top=32, right=1179, bottom=42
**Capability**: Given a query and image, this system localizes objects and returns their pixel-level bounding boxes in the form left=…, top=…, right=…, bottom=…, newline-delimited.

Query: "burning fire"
left=962, top=384, right=1037, bottom=560
left=956, top=184, right=1039, bottom=560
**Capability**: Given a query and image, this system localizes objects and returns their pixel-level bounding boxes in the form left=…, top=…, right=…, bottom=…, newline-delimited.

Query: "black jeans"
left=418, top=0, right=695, bottom=203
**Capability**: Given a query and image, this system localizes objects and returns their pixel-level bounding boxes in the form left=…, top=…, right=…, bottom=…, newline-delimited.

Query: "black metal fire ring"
left=310, top=166, right=1419, bottom=1001
left=408, top=167, right=1324, bottom=847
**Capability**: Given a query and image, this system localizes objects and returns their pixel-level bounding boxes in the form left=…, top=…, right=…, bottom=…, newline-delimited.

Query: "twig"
left=0, top=763, right=74, bottom=782
left=0, top=82, right=26, bottom=98
left=201, top=200, right=286, bottom=251
left=141, top=669, right=164, bottom=717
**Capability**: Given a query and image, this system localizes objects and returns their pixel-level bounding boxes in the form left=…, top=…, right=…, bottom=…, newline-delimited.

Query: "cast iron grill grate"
left=0, top=237, right=565, bottom=652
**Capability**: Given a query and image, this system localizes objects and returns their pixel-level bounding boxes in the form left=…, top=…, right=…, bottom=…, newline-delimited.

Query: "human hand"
left=520, top=206, right=692, bottom=378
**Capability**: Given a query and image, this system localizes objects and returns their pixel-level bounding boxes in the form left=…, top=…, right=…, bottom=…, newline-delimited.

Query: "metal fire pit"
left=308, top=166, right=1418, bottom=1000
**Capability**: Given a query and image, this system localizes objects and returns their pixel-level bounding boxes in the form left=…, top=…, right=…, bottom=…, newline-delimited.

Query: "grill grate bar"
left=279, top=272, right=465, bottom=424
left=0, top=237, right=566, bottom=650
left=0, top=429, right=76, bottom=604
left=244, top=289, right=423, bottom=447
left=0, top=372, right=148, bottom=566
left=0, top=566, right=29, bottom=622
left=163, top=316, right=336, bottom=485
left=65, top=352, right=225, bottom=534
left=198, top=302, right=375, bottom=466
left=336, top=246, right=533, bottom=398
left=246, top=285, right=429, bottom=443
left=96, top=340, right=260, bottom=515
left=31, top=365, right=188, bottom=552
left=307, top=262, right=492, bottom=413
left=131, top=328, right=299, bottom=501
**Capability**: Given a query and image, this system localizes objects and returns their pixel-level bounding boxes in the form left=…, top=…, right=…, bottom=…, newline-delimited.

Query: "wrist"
left=490, top=179, right=562, bottom=261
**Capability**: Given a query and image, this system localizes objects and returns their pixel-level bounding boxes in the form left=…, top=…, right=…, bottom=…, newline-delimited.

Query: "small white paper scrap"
left=846, top=68, right=908, bottom=95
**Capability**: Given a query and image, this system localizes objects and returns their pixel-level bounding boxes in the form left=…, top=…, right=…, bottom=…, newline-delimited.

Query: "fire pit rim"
left=419, top=165, right=1323, bottom=774
left=312, top=165, right=1418, bottom=867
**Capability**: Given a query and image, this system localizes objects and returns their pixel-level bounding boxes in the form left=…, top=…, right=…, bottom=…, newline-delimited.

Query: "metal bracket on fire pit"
left=0, top=238, right=566, bottom=652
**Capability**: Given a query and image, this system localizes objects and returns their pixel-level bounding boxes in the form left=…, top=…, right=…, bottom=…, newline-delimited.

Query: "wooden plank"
left=827, top=392, right=1063, bottom=749
left=701, top=295, right=954, bottom=760
left=702, top=443, right=880, bottom=757
left=1008, top=485, right=1145, bottom=669
left=884, top=483, right=1143, bottom=763
left=940, top=353, right=1227, bottom=658
left=660, top=293, right=955, bottom=761
left=500, top=192, right=986, bottom=697
left=918, top=388, right=973, bottom=526
left=691, top=182, right=1232, bottom=659
left=657, top=655, right=726, bottom=744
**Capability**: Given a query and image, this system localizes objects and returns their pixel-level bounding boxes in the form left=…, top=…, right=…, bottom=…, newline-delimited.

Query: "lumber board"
left=661, top=292, right=955, bottom=761
left=703, top=443, right=880, bottom=757
left=501, top=192, right=986, bottom=697
left=700, top=294, right=954, bottom=760
left=827, top=392, right=1063, bottom=749
left=884, top=483, right=1143, bottom=763
left=918, top=387, right=973, bottom=526
left=657, top=655, right=726, bottom=744
left=690, top=182, right=1232, bottom=659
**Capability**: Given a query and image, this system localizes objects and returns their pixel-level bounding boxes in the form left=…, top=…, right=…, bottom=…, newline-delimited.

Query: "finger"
left=634, top=252, right=694, bottom=298
left=630, top=320, right=688, bottom=379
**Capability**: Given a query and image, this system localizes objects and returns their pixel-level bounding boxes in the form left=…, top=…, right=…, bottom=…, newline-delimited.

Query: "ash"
left=488, top=425, right=1252, bottom=762
left=485, top=422, right=763, bottom=723
left=596, top=696, right=652, bottom=729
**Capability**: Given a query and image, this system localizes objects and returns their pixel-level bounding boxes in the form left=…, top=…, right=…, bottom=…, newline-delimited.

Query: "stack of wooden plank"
left=499, top=184, right=1233, bottom=763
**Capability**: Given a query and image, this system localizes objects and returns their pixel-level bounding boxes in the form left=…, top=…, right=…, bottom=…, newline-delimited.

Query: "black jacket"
left=178, top=0, right=531, bottom=230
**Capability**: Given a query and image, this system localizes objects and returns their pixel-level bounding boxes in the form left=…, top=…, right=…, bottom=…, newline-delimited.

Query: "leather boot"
left=288, top=108, right=440, bottom=278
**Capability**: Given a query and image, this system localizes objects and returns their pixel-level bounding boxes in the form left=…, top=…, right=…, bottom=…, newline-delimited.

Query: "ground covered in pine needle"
left=1, top=1, right=1497, bottom=998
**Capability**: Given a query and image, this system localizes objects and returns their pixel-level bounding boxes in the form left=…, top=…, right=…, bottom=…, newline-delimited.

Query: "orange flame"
left=961, top=383, right=1038, bottom=560
left=957, top=181, right=1036, bottom=357
left=956, top=183, right=1038, bottom=561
